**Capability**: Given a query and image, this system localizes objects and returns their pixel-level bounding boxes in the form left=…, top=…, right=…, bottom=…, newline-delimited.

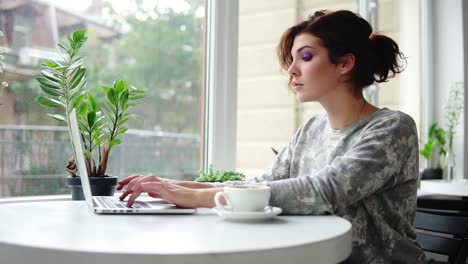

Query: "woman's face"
left=288, top=33, right=342, bottom=103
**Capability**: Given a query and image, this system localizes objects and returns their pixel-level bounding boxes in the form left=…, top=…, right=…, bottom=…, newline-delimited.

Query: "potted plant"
left=195, top=164, right=246, bottom=182
left=420, top=81, right=463, bottom=180
left=35, top=29, right=145, bottom=200
left=419, top=123, right=446, bottom=180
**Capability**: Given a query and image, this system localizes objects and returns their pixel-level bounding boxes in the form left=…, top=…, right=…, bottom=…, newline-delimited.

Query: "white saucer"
left=212, top=206, right=282, bottom=221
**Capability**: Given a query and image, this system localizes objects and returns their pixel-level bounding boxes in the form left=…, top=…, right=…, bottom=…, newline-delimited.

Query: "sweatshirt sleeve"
left=267, top=114, right=419, bottom=215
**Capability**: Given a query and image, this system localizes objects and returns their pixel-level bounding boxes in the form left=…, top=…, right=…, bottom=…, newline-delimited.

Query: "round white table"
left=418, top=179, right=468, bottom=197
left=0, top=201, right=352, bottom=264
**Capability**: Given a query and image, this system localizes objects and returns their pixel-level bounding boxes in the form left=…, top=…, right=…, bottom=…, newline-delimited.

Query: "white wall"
left=431, top=0, right=465, bottom=179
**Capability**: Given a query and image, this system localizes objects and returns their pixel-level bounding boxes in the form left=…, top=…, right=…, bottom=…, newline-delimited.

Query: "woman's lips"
left=292, top=82, right=304, bottom=91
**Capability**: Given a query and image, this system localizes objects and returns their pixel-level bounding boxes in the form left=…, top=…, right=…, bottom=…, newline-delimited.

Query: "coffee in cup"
left=214, top=185, right=271, bottom=212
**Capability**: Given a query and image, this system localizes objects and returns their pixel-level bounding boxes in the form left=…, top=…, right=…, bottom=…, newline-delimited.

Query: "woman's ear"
left=338, top=53, right=355, bottom=75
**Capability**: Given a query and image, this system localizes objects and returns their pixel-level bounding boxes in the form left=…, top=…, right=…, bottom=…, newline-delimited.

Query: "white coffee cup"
left=214, top=185, right=271, bottom=212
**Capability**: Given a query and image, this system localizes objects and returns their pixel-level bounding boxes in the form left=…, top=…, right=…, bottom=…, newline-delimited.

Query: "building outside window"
left=0, top=0, right=205, bottom=198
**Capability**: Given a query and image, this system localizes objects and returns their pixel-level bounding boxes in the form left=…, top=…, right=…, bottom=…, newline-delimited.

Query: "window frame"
left=202, top=0, right=239, bottom=172
left=1, top=0, right=239, bottom=202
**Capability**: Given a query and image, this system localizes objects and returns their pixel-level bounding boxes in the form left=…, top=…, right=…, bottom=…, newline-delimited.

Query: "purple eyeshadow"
left=302, top=51, right=313, bottom=61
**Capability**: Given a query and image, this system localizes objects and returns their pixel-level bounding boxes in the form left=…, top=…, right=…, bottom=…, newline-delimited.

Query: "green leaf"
left=109, top=139, right=122, bottom=149
left=40, top=84, right=63, bottom=97
left=68, top=68, right=86, bottom=89
left=67, top=35, right=75, bottom=49
left=78, top=120, right=90, bottom=132
left=435, top=128, right=446, bottom=145
left=94, top=113, right=105, bottom=124
left=68, top=58, right=84, bottom=72
left=124, top=103, right=138, bottom=109
left=72, top=91, right=87, bottom=109
left=119, top=89, right=129, bottom=108
left=37, top=77, right=61, bottom=90
left=104, top=100, right=117, bottom=115
left=66, top=64, right=81, bottom=79
left=194, top=164, right=245, bottom=182
left=100, top=85, right=112, bottom=94
left=87, top=93, right=99, bottom=112
left=129, top=90, right=145, bottom=100
left=115, top=79, right=126, bottom=94
left=44, top=60, right=60, bottom=69
left=47, top=114, right=66, bottom=122
left=125, top=113, right=143, bottom=121
left=41, top=69, right=62, bottom=84
left=43, top=66, right=63, bottom=77
left=35, top=96, right=64, bottom=108
left=87, top=111, right=97, bottom=128
left=78, top=104, right=88, bottom=118
left=420, top=140, right=435, bottom=160
left=117, top=117, right=130, bottom=127
left=71, top=77, right=87, bottom=92
left=73, top=28, right=87, bottom=43
left=57, top=43, right=69, bottom=53
left=107, top=89, right=117, bottom=105
left=116, top=127, right=128, bottom=137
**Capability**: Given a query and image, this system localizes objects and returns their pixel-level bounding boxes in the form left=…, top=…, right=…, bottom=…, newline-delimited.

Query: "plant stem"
left=63, top=48, right=79, bottom=177
left=110, top=104, right=120, bottom=143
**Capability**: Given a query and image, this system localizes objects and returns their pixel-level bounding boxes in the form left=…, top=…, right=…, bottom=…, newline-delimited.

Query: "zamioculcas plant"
left=35, top=29, right=145, bottom=178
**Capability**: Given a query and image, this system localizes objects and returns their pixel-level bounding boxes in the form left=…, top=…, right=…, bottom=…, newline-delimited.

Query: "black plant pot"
left=421, top=168, right=443, bottom=180
left=67, top=176, right=118, bottom=201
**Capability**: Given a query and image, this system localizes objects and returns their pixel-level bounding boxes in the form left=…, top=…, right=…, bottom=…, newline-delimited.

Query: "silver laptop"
left=69, top=108, right=196, bottom=214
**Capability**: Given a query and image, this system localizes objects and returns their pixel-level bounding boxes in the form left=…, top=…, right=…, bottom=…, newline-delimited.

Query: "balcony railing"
left=0, top=125, right=200, bottom=198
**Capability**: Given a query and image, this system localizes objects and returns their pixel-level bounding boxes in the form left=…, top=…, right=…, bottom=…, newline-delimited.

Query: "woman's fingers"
left=126, top=182, right=162, bottom=207
left=119, top=176, right=143, bottom=200
left=123, top=181, right=199, bottom=209
left=118, top=175, right=160, bottom=200
left=116, top=174, right=141, bottom=190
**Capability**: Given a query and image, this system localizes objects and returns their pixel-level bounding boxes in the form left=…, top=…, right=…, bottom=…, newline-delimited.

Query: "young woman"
left=118, top=10, right=425, bottom=263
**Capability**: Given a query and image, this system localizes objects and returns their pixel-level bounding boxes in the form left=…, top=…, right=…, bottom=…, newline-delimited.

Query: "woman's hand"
left=125, top=181, right=203, bottom=208
left=117, top=174, right=222, bottom=208
left=117, top=174, right=163, bottom=201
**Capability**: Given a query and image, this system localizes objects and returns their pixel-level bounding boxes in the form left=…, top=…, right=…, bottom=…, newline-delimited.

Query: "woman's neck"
left=319, top=88, right=378, bottom=129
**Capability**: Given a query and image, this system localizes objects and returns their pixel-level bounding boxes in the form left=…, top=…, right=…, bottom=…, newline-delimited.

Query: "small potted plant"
left=419, top=123, right=446, bottom=180
left=35, top=29, right=145, bottom=200
left=195, top=164, right=246, bottom=182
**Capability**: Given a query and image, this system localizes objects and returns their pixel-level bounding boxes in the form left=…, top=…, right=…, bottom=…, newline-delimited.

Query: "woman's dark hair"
left=277, top=10, right=406, bottom=93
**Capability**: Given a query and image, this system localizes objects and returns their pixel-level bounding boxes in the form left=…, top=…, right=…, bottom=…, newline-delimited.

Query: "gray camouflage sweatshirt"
left=220, top=108, right=426, bottom=263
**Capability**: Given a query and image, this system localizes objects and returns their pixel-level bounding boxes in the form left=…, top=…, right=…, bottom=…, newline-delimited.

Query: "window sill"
left=0, top=194, right=71, bottom=204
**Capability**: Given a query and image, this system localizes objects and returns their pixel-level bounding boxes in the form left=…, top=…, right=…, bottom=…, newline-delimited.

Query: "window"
left=235, top=0, right=422, bottom=177
left=12, top=14, right=32, bottom=49
left=0, top=0, right=205, bottom=198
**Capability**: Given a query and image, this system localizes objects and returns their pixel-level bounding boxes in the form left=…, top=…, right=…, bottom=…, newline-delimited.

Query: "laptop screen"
left=69, top=108, right=94, bottom=210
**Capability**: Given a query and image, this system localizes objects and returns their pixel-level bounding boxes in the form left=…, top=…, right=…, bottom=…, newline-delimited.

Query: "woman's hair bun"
left=369, top=33, right=406, bottom=83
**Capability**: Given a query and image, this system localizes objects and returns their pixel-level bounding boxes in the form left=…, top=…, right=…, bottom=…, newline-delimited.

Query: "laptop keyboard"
left=95, top=196, right=151, bottom=209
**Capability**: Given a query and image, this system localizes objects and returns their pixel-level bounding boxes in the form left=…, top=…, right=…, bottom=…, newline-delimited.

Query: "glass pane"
left=0, top=0, right=205, bottom=198
left=236, top=0, right=357, bottom=177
